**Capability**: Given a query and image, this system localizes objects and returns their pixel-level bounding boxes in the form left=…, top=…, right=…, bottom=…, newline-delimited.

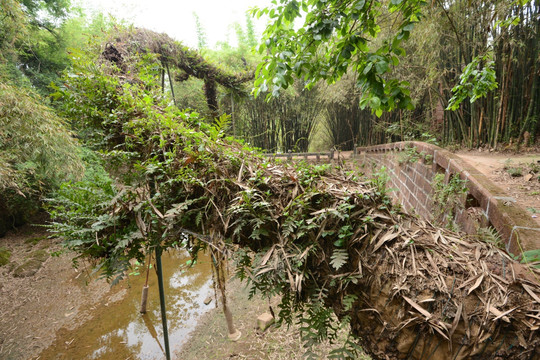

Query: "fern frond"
left=330, top=248, right=348, bottom=270
left=212, top=113, right=231, bottom=138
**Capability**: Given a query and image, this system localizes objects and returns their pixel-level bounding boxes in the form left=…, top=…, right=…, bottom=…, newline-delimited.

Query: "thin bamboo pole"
left=155, top=248, right=171, bottom=360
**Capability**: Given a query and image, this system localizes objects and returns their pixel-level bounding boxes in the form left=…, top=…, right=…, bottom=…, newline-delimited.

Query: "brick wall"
left=355, top=141, right=540, bottom=254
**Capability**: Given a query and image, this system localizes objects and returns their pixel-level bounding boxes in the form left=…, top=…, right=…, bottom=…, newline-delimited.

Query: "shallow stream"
left=38, top=250, right=213, bottom=359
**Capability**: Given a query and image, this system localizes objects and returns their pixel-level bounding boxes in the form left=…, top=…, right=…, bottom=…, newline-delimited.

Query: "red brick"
left=415, top=174, right=430, bottom=192
left=434, top=150, right=450, bottom=170
left=448, top=159, right=465, bottom=176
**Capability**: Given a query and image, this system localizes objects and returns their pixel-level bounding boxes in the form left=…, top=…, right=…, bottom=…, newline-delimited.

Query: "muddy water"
left=38, top=250, right=213, bottom=360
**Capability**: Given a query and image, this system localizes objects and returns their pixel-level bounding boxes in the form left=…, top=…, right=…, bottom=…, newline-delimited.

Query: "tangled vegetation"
left=46, top=29, right=540, bottom=359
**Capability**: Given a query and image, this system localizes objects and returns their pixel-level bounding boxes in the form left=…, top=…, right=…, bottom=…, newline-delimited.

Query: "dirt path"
left=456, top=150, right=540, bottom=226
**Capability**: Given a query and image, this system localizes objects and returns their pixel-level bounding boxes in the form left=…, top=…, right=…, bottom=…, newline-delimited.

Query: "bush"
left=0, top=83, right=82, bottom=233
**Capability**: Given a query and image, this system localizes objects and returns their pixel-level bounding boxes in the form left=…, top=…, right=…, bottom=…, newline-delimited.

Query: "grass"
left=504, top=159, right=540, bottom=179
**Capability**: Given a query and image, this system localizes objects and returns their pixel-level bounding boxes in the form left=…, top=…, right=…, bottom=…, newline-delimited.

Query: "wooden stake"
left=140, top=251, right=152, bottom=314
left=211, top=248, right=241, bottom=341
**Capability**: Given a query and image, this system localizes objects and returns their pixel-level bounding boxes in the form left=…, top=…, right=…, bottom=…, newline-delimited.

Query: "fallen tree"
left=49, top=28, right=540, bottom=360
left=101, top=28, right=253, bottom=114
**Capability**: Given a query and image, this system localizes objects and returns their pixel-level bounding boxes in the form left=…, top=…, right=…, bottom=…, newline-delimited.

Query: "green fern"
left=328, top=336, right=363, bottom=359
left=330, top=248, right=348, bottom=270
left=478, top=227, right=504, bottom=249
left=211, top=113, right=231, bottom=139
left=342, top=294, right=358, bottom=311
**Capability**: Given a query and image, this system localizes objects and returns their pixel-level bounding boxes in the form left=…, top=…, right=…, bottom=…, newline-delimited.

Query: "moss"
left=0, top=246, right=11, bottom=266
left=10, top=250, right=49, bottom=277
left=13, top=259, right=42, bottom=277
left=30, top=249, right=49, bottom=262
left=24, top=235, right=47, bottom=245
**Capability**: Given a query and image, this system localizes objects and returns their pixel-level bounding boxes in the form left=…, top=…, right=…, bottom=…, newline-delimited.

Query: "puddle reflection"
left=38, top=250, right=212, bottom=360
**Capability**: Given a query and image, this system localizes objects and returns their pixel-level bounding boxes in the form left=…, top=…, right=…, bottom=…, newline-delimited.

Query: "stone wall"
left=355, top=141, right=540, bottom=254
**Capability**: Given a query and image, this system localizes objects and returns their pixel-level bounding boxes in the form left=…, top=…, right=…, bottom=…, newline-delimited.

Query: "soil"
left=456, top=150, right=540, bottom=226
left=175, top=278, right=371, bottom=360
left=0, top=220, right=370, bottom=360
left=0, top=221, right=120, bottom=360
left=0, top=221, right=370, bottom=360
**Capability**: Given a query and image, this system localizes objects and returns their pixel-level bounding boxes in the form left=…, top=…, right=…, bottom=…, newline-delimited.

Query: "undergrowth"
left=432, top=172, right=468, bottom=230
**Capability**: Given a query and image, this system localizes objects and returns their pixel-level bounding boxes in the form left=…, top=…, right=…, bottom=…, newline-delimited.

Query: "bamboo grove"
left=362, top=0, right=540, bottom=148
left=436, top=0, right=540, bottom=147
left=201, top=0, right=539, bottom=151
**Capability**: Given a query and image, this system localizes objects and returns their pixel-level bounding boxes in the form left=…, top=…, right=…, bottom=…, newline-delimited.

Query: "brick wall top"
left=356, top=141, right=540, bottom=254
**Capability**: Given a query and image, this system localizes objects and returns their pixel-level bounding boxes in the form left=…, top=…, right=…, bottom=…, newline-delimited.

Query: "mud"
left=0, top=224, right=115, bottom=360
left=0, top=222, right=213, bottom=360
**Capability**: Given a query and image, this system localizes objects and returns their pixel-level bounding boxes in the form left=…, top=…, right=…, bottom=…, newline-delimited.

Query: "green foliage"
left=447, top=53, right=498, bottom=111
left=252, top=0, right=425, bottom=114
left=0, top=0, right=29, bottom=83
left=193, top=12, right=208, bottom=50
left=17, top=25, right=71, bottom=93
left=478, top=226, right=504, bottom=249
left=20, top=0, right=70, bottom=20
left=242, top=0, right=539, bottom=149
left=520, top=249, right=540, bottom=269
left=503, top=160, right=525, bottom=177
left=295, top=162, right=332, bottom=187
left=397, top=145, right=420, bottom=165
left=370, top=166, right=390, bottom=198
left=396, top=145, right=434, bottom=166
left=0, top=0, right=116, bottom=94
left=506, top=167, right=523, bottom=177
left=210, top=113, right=232, bottom=139
left=528, top=161, right=540, bottom=175
left=330, top=248, right=349, bottom=270
left=432, top=173, right=468, bottom=228
left=0, top=82, right=82, bottom=227
left=46, top=150, right=144, bottom=278
left=244, top=12, right=257, bottom=49
left=48, top=46, right=260, bottom=280
left=46, top=43, right=382, bottom=354
left=300, top=298, right=338, bottom=357
left=46, top=33, right=540, bottom=358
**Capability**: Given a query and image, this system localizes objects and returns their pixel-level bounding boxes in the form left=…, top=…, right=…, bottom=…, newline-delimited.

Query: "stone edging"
left=355, top=141, right=540, bottom=254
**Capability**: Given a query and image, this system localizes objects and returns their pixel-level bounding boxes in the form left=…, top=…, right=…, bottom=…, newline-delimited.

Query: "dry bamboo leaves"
left=222, top=158, right=540, bottom=359
left=524, top=284, right=540, bottom=304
